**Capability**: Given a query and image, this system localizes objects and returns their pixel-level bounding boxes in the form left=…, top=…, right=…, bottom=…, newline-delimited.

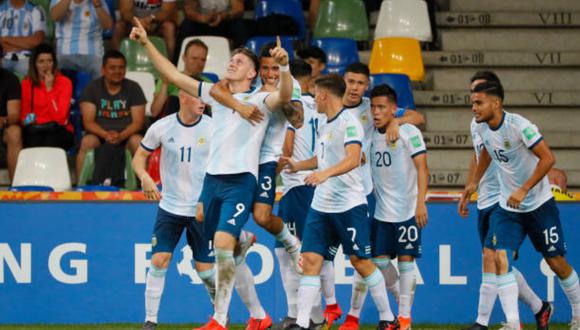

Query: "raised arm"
left=130, top=18, right=199, bottom=96
left=264, top=37, right=293, bottom=110
left=93, top=0, right=113, bottom=30
left=50, top=0, right=72, bottom=21
left=153, top=1, right=177, bottom=22
left=397, top=109, right=425, bottom=130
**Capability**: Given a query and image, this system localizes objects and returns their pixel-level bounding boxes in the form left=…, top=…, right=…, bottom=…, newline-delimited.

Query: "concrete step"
left=449, top=0, right=580, bottom=12
left=428, top=169, right=580, bottom=187
left=437, top=12, right=580, bottom=28
left=414, top=90, right=580, bottom=107
left=421, top=108, right=580, bottom=132
left=428, top=149, right=580, bottom=171
left=429, top=68, right=580, bottom=91
left=423, top=131, right=580, bottom=149
left=423, top=51, right=580, bottom=67
left=440, top=29, right=580, bottom=51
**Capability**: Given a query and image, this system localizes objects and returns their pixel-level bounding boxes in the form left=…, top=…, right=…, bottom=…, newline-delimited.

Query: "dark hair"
left=231, top=47, right=260, bottom=77
left=370, top=84, right=398, bottom=104
left=344, top=62, right=370, bottom=78
left=472, top=80, right=504, bottom=101
left=259, top=42, right=277, bottom=59
left=297, top=46, right=327, bottom=64
left=470, top=70, right=500, bottom=84
left=290, top=59, right=312, bottom=78
left=184, top=39, right=208, bottom=54
left=0, top=43, right=3, bottom=57
left=28, top=43, right=57, bottom=87
left=314, top=74, right=345, bottom=98
left=103, top=50, right=126, bottom=67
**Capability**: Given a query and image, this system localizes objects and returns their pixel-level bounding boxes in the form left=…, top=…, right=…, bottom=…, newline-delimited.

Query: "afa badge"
left=198, top=137, right=206, bottom=145
left=504, top=140, right=511, bottom=149
left=360, top=114, right=369, bottom=124
left=151, top=235, right=157, bottom=247
left=492, top=234, right=497, bottom=246
left=84, top=10, right=91, bottom=17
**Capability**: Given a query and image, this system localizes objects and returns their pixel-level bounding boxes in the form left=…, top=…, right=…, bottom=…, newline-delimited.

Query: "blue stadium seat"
left=245, top=36, right=296, bottom=59
left=10, top=185, right=55, bottom=192
left=311, top=38, right=359, bottom=75
left=202, top=72, right=220, bottom=83
left=370, top=73, right=416, bottom=109
left=254, top=0, right=306, bottom=38
left=75, top=185, right=121, bottom=192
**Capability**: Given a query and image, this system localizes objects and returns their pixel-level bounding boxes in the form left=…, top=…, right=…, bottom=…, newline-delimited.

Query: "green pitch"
left=0, top=324, right=573, bottom=330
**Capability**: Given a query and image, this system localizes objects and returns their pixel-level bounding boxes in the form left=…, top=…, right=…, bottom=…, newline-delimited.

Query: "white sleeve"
left=470, top=120, right=483, bottom=151
left=344, top=118, right=364, bottom=146
left=140, top=122, right=161, bottom=151
left=197, top=82, right=214, bottom=105
left=32, top=6, right=47, bottom=33
left=406, top=126, right=427, bottom=158
left=516, top=117, right=543, bottom=149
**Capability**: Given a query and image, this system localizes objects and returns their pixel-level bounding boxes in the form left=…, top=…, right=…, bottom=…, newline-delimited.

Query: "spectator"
left=0, top=0, right=46, bottom=77
left=50, top=0, right=113, bottom=79
left=20, top=43, right=74, bottom=150
left=177, top=0, right=246, bottom=51
left=112, top=0, right=177, bottom=60
left=0, top=44, right=23, bottom=182
left=150, top=38, right=211, bottom=117
left=297, top=45, right=326, bottom=94
left=76, top=50, right=146, bottom=180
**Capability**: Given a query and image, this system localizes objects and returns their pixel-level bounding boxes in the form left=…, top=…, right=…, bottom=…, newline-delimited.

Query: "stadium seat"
left=177, top=36, right=230, bottom=79
left=77, top=149, right=138, bottom=190
left=12, top=147, right=72, bottom=191
left=311, top=38, right=359, bottom=75
left=202, top=72, right=219, bottom=83
left=10, top=185, right=54, bottom=192
left=254, top=0, right=307, bottom=38
left=146, top=148, right=161, bottom=185
left=313, top=0, right=369, bottom=41
left=125, top=71, right=155, bottom=116
left=370, top=74, right=416, bottom=109
left=369, top=37, right=425, bottom=81
left=375, top=0, right=433, bottom=41
left=120, top=37, right=167, bottom=77
left=245, top=36, right=296, bottom=59
left=75, top=185, right=121, bottom=192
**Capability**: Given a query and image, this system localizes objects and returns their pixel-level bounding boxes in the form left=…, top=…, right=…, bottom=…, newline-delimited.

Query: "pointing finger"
left=276, top=35, right=281, bottom=48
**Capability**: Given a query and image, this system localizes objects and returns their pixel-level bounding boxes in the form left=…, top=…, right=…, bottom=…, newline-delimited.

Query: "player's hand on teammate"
left=385, top=118, right=400, bottom=143
left=236, top=103, right=264, bottom=125
left=270, top=36, right=289, bottom=66
left=305, top=171, right=329, bottom=186
left=196, top=203, right=204, bottom=222
left=507, top=187, right=528, bottom=209
left=458, top=182, right=477, bottom=217
left=141, top=175, right=161, bottom=200
left=129, top=17, right=149, bottom=45
left=415, top=203, right=428, bottom=228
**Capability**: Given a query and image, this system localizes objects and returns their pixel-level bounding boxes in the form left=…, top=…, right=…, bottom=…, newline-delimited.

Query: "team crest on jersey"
left=198, top=137, right=206, bottom=145
left=326, top=132, right=333, bottom=140
left=151, top=235, right=157, bottom=247
left=360, top=114, right=369, bottom=124
left=504, top=140, right=511, bottom=149
left=492, top=234, right=497, bottom=246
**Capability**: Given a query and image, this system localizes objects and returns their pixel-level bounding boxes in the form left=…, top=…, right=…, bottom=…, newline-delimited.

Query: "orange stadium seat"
left=369, top=37, right=425, bottom=81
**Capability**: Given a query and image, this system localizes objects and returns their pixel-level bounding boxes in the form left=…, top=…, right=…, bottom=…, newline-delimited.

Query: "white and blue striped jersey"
left=281, top=93, right=320, bottom=194
left=470, top=118, right=500, bottom=210
left=198, top=82, right=271, bottom=180
left=0, top=2, right=46, bottom=58
left=371, top=124, right=426, bottom=223
left=258, top=78, right=302, bottom=164
left=474, top=111, right=552, bottom=213
left=50, top=0, right=109, bottom=56
left=311, top=109, right=366, bottom=213
left=140, top=113, right=212, bottom=217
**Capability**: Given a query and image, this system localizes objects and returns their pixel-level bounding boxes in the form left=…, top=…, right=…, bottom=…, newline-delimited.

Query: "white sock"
left=513, top=266, right=542, bottom=314
left=559, top=269, right=580, bottom=318
left=213, top=249, right=236, bottom=327
left=276, top=248, right=299, bottom=318
left=476, top=272, right=497, bottom=326
left=235, top=261, right=266, bottom=319
left=145, top=265, right=167, bottom=324
left=348, top=271, right=368, bottom=318
left=364, top=268, right=394, bottom=322
left=399, top=261, right=416, bottom=318
left=297, top=275, right=321, bottom=328
left=198, top=268, right=216, bottom=304
left=375, top=258, right=399, bottom=303
left=497, top=272, right=520, bottom=325
left=320, top=260, right=337, bottom=305
left=311, top=295, right=325, bottom=324
left=276, top=225, right=299, bottom=251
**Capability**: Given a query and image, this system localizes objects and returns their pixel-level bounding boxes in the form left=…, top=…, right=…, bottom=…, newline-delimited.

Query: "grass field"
left=0, top=324, right=573, bottom=330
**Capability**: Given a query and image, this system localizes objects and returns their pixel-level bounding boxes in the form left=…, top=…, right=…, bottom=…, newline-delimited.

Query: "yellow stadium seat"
left=369, top=37, right=425, bottom=81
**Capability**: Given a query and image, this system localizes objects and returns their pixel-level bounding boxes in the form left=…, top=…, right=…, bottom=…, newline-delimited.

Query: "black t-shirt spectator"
left=80, top=77, right=146, bottom=132
left=0, top=68, right=21, bottom=117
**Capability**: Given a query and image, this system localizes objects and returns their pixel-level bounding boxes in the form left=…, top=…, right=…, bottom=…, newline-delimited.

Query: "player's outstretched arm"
left=209, top=79, right=264, bottom=125
left=305, top=143, right=361, bottom=186
left=385, top=118, right=400, bottom=143
left=132, top=147, right=160, bottom=200
left=265, top=37, right=293, bottom=110
left=130, top=17, right=200, bottom=96
left=397, top=109, right=425, bottom=130
left=458, top=153, right=478, bottom=217
left=507, top=140, right=555, bottom=209
left=413, top=153, right=429, bottom=228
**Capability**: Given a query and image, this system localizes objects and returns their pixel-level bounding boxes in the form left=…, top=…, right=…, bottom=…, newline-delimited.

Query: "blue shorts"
left=367, top=192, right=376, bottom=220
left=488, top=198, right=567, bottom=257
left=478, top=203, right=499, bottom=248
left=151, top=207, right=214, bottom=263
left=275, top=185, right=315, bottom=248
left=371, top=217, right=422, bottom=258
left=198, top=173, right=257, bottom=240
left=255, top=161, right=278, bottom=206
left=301, top=204, right=371, bottom=259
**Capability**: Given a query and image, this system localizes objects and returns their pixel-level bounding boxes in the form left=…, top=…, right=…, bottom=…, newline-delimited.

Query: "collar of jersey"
left=489, top=111, right=506, bottom=131
left=235, top=86, right=257, bottom=95
left=176, top=112, right=202, bottom=127
left=302, top=92, right=314, bottom=97
left=327, top=108, right=347, bottom=124
left=343, top=99, right=363, bottom=109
